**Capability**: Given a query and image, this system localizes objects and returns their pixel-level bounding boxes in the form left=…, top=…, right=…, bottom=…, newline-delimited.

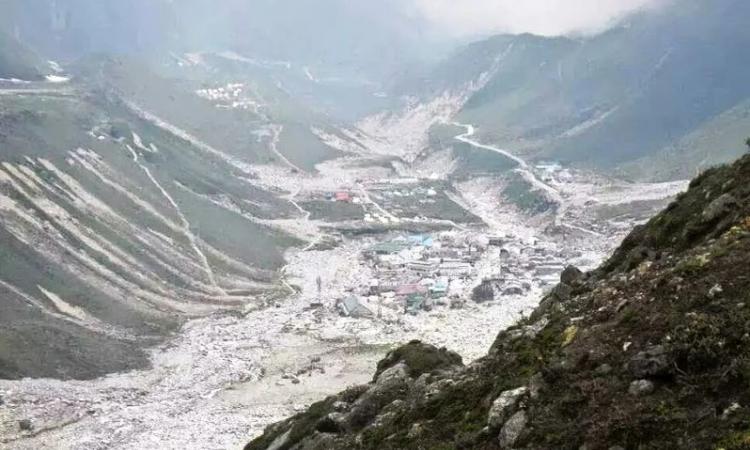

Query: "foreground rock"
left=246, top=154, right=750, bottom=449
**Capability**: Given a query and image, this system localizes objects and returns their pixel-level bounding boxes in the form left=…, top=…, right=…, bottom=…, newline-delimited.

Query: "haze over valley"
left=0, top=1, right=749, bottom=449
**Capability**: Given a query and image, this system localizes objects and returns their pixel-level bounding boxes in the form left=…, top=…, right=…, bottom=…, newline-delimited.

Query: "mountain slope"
left=1, top=0, right=439, bottom=87
left=403, top=0, right=750, bottom=179
left=0, top=31, right=48, bottom=80
left=246, top=151, right=750, bottom=449
left=0, top=83, right=301, bottom=380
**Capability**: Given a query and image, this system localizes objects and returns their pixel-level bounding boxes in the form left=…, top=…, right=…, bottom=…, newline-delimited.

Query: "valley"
left=0, top=76, right=686, bottom=448
left=0, top=1, right=746, bottom=448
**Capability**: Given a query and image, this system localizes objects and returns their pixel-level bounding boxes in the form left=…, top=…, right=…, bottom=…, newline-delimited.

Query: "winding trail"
left=125, top=144, right=227, bottom=296
left=452, top=122, right=605, bottom=237
left=285, top=185, right=311, bottom=220
left=454, top=123, right=563, bottom=206
left=268, top=125, right=304, bottom=173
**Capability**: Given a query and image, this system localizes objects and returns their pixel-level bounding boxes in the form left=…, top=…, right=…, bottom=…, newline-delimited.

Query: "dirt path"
left=454, top=122, right=563, bottom=205
left=268, top=125, right=304, bottom=173
left=452, top=122, right=607, bottom=237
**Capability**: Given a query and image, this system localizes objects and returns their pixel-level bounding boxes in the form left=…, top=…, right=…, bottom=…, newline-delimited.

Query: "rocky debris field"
left=246, top=154, right=750, bottom=450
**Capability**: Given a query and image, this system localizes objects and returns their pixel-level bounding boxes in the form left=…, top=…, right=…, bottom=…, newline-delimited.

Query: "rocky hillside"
left=246, top=151, right=750, bottom=449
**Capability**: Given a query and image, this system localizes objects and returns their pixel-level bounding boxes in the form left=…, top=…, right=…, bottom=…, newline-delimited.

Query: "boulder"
left=316, top=413, right=345, bottom=433
left=18, top=419, right=33, bottom=431
left=472, top=281, right=495, bottom=303
left=528, top=373, right=545, bottom=399
left=498, top=410, right=527, bottom=448
left=407, top=422, right=424, bottom=439
left=702, top=193, right=737, bottom=223
left=374, top=341, right=462, bottom=381
left=550, top=283, right=573, bottom=302
left=345, top=363, right=412, bottom=429
left=595, top=364, right=613, bottom=376
left=424, top=378, right=456, bottom=400
left=708, top=284, right=724, bottom=299
left=627, top=345, right=670, bottom=378
left=265, top=429, right=291, bottom=450
left=628, top=379, right=655, bottom=396
left=561, top=265, right=584, bottom=285
left=488, top=387, right=528, bottom=429
left=332, top=401, right=350, bottom=412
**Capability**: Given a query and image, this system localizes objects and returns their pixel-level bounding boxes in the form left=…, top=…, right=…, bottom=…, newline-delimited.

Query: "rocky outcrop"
left=246, top=154, right=750, bottom=449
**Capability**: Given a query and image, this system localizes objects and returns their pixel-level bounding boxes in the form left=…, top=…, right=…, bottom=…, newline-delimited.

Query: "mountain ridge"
left=397, top=0, right=750, bottom=180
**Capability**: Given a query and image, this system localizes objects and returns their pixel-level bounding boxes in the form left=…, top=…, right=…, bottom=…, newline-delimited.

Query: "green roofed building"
left=365, top=240, right=410, bottom=256
left=405, top=293, right=426, bottom=315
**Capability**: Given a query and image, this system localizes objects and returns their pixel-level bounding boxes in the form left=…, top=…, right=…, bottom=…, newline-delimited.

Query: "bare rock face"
left=498, top=410, right=527, bottom=448
left=345, top=363, right=412, bottom=429
left=487, top=387, right=528, bottom=429
left=264, top=429, right=290, bottom=450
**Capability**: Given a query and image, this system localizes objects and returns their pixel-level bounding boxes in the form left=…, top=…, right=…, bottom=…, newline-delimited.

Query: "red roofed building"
left=395, top=284, right=428, bottom=297
left=335, top=192, right=352, bottom=202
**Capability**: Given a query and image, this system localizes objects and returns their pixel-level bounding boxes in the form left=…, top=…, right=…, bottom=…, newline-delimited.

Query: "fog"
left=1, top=0, right=673, bottom=83
left=407, top=0, right=667, bottom=38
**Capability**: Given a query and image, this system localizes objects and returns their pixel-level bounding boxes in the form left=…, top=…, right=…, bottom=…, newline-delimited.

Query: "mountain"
left=399, top=0, right=750, bottom=180
left=0, top=30, right=48, bottom=80
left=0, top=0, right=442, bottom=91
left=0, top=71, right=313, bottom=379
left=0, top=0, right=416, bottom=380
left=246, top=151, right=750, bottom=449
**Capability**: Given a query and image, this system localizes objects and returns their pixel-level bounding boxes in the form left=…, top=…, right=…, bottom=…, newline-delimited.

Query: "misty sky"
left=406, top=0, right=665, bottom=37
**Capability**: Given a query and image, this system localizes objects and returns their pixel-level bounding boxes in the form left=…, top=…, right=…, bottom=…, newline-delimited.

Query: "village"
left=327, top=228, right=577, bottom=321
left=252, top=159, right=621, bottom=329
left=0, top=142, right=688, bottom=450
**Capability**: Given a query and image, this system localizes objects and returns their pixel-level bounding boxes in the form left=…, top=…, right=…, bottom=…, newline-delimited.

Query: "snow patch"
left=45, top=75, right=70, bottom=84
left=38, top=286, right=89, bottom=321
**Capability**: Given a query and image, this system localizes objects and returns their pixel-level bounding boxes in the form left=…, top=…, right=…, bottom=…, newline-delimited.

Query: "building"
left=430, top=281, right=448, bottom=298
left=395, top=284, right=429, bottom=297
left=405, top=293, right=426, bottom=315
left=365, top=241, right=410, bottom=257
left=406, top=260, right=437, bottom=275
left=438, top=261, right=473, bottom=277
left=378, top=280, right=401, bottom=293
left=335, top=192, right=352, bottom=202
left=336, top=296, right=374, bottom=318
left=432, top=247, right=459, bottom=259
left=368, top=279, right=380, bottom=295
left=488, top=236, right=505, bottom=246
left=407, top=234, right=434, bottom=248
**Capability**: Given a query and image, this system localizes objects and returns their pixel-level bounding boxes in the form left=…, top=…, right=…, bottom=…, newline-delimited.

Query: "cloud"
left=407, top=0, right=664, bottom=38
